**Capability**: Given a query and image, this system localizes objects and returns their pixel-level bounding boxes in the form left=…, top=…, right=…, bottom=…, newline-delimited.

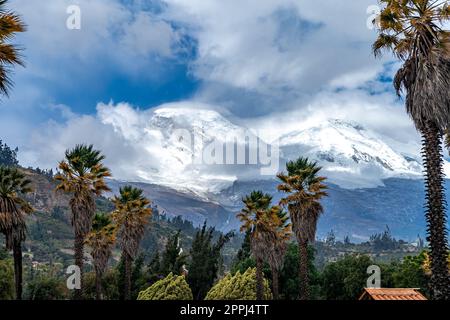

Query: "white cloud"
left=162, top=0, right=389, bottom=94
left=10, top=0, right=181, bottom=77
left=247, top=88, right=419, bottom=146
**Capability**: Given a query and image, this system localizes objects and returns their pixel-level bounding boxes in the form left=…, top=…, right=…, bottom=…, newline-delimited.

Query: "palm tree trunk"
left=13, top=238, right=23, bottom=300
left=421, top=121, right=450, bottom=300
left=95, top=270, right=102, bottom=300
left=124, top=252, right=132, bottom=300
left=271, top=266, right=279, bottom=300
left=298, top=241, right=309, bottom=300
left=255, top=257, right=264, bottom=300
left=74, top=233, right=84, bottom=300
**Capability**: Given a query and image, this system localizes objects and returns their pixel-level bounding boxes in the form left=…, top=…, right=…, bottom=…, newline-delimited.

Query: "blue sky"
left=0, top=0, right=423, bottom=178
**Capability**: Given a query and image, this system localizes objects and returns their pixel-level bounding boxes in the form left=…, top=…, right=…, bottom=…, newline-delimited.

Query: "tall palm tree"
left=112, top=186, right=152, bottom=300
left=55, top=144, right=111, bottom=299
left=373, top=0, right=450, bottom=300
left=266, top=206, right=291, bottom=300
left=237, top=190, right=278, bottom=300
left=0, top=166, right=33, bottom=300
left=85, top=213, right=116, bottom=300
left=277, top=157, right=327, bottom=300
left=0, top=0, right=26, bottom=97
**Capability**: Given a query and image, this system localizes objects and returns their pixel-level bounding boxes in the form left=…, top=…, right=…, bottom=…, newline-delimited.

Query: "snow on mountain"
left=101, top=103, right=259, bottom=199
left=99, top=104, right=450, bottom=238
left=277, top=119, right=424, bottom=188
left=102, top=103, right=433, bottom=194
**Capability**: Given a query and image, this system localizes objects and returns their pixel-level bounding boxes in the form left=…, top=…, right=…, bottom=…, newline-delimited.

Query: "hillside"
left=4, top=168, right=242, bottom=269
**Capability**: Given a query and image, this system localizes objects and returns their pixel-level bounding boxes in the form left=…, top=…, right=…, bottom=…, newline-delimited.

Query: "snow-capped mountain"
left=277, top=119, right=423, bottom=188
left=102, top=105, right=450, bottom=240
left=145, top=106, right=260, bottom=197
left=100, top=103, right=256, bottom=199
left=119, top=105, right=427, bottom=194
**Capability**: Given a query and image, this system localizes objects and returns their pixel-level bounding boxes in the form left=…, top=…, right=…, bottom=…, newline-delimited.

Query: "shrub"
left=25, top=275, right=68, bottom=300
left=205, top=268, right=271, bottom=300
left=0, top=259, right=14, bottom=300
left=137, top=273, right=193, bottom=300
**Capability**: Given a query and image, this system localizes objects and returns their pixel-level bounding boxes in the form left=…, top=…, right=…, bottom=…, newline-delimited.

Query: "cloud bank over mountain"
left=20, top=100, right=437, bottom=196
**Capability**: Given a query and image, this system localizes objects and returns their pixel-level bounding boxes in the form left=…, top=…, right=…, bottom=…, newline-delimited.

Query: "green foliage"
left=146, top=251, right=163, bottom=284
left=188, top=222, right=233, bottom=300
left=0, top=258, right=14, bottom=300
left=232, top=256, right=256, bottom=274
left=117, top=253, right=147, bottom=300
left=319, top=252, right=432, bottom=300
left=232, top=230, right=251, bottom=270
left=368, top=226, right=401, bottom=251
left=0, top=140, right=18, bottom=167
left=205, top=268, right=271, bottom=300
left=160, top=231, right=187, bottom=275
left=0, top=247, right=8, bottom=259
left=148, top=251, right=161, bottom=274
left=25, top=274, right=68, bottom=300
left=84, top=270, right=120, bottom=300
left=379, top=251, right=430, bottom=298
left=280, top=243, right=320, bottom=300
left=137, top=273, right=193, bottom=300
left=132, top=254, right=148, bottom=296
left=320, top=254, right=373, bottom=300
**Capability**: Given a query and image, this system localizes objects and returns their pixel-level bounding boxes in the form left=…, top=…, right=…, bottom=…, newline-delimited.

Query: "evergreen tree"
left=279, top=243, right=320, bottom=300
left=160, top=231, right=187, bottom=275
left=344, top=235, right=351, bottom=245
left=325, top=230, right=336, bottom=246
left=236, top=230, right=251, bottom=262
left=320, top=254, right=373, bottom=300
left=187, top=222, right=233, bottom=300
left=148, top=251, right=161, bottom=276
left=0, top=140, right=18, bottom=166
left=116, top=253, right=147, bottom=300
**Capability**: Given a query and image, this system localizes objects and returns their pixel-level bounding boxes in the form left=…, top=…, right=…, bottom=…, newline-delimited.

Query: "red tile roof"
left=359, top=288, right=427, bottom=300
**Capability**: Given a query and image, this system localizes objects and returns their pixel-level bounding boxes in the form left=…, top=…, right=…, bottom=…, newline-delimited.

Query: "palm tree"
left=277, top=157, right=327, bottom=300
left=0, top=166, right=33, bottom=300
left=55, top=144, right=111, bottom=299
left=112, top=186, right=152, bottom=300
left=237, top=190, right=277, bottom=300
left=85, top=213, right=116, bottom=300
left=266, top=206, right=291, bottom=300
left=373, top=0, right=450, bottom=300
left=0, top=0, right=26, bottom=97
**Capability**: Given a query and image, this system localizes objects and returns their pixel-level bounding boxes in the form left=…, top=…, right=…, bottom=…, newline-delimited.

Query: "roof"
left=359, top=288, right=427, bottom=300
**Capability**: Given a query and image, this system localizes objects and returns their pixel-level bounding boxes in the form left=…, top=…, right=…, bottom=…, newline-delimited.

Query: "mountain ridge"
left=120, top=106, right=431, bottom=193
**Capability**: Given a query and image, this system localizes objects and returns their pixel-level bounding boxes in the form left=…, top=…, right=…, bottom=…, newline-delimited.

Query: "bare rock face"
left=21, top=169, right=70, bottom=216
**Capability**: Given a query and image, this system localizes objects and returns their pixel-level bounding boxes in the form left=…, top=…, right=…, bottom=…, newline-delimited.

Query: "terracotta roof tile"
left=359, top=288, right=427, bottom=300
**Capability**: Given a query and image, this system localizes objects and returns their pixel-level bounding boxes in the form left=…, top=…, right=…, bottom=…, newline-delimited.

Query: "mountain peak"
left=105, top=104, right=426, bottom=193
left=328, top=118, right=365, bottom=131
left=278, top=117, right=422, bottom=188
